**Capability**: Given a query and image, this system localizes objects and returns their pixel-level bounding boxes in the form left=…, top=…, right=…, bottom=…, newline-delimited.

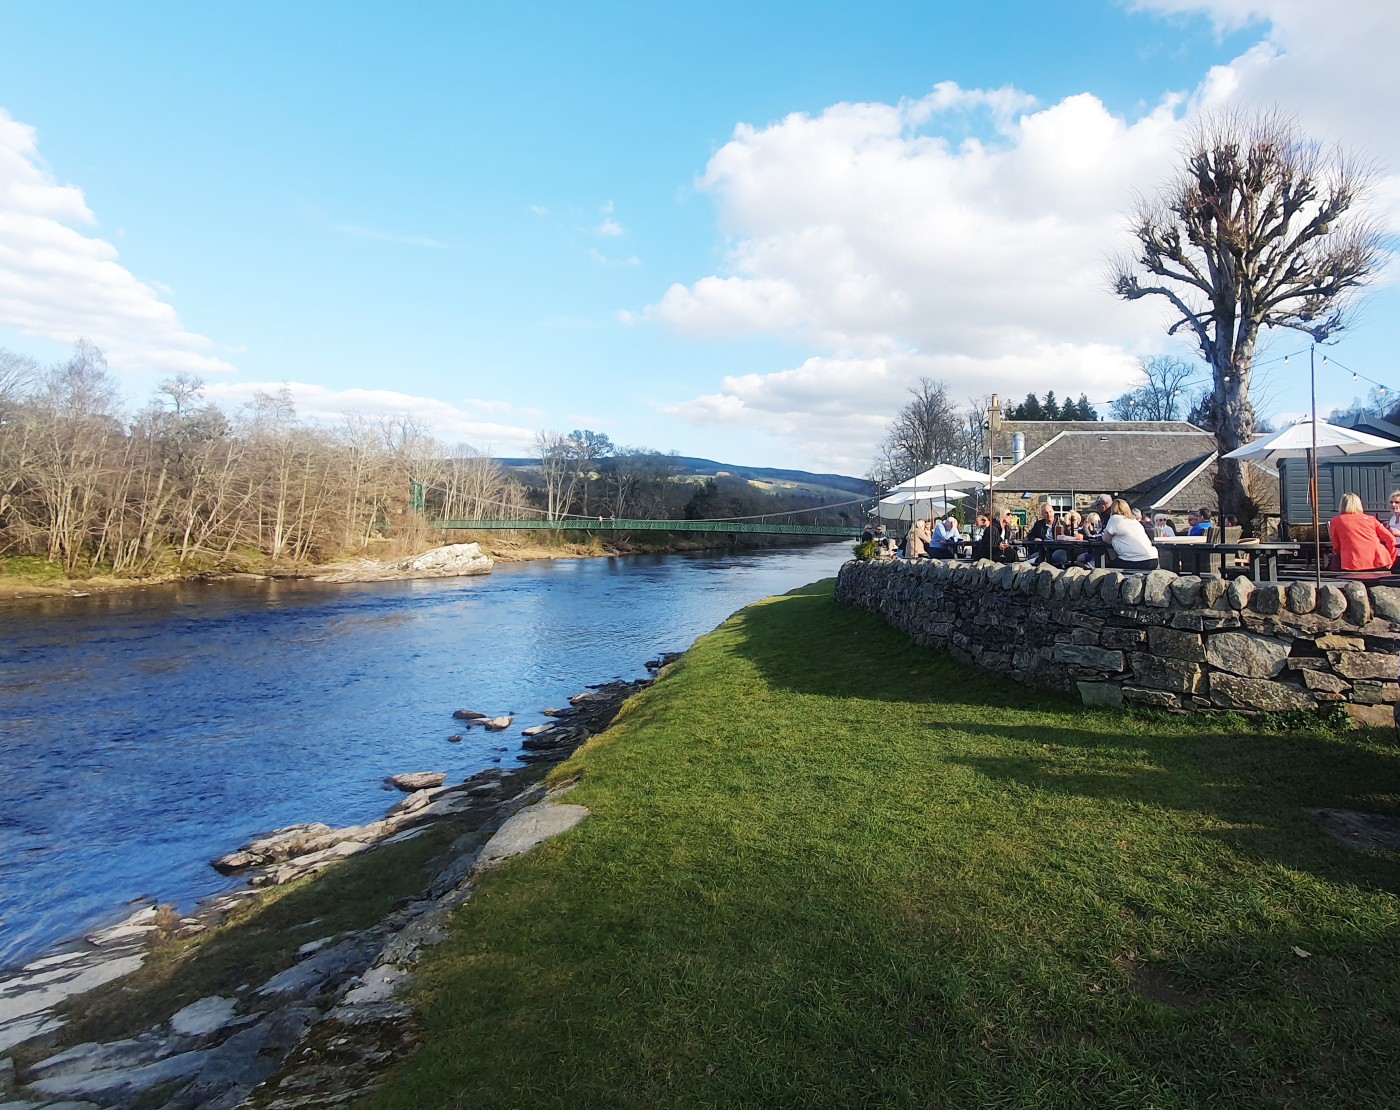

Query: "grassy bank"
left=372, top=579, right=1400, bottom=1108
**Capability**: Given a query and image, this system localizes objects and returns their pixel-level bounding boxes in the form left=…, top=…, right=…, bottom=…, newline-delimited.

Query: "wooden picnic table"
left=1155, top=539, right=1300, bottom=582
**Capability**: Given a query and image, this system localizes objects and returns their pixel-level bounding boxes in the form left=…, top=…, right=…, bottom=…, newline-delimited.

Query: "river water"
left=0, top=543, right=847, bottom=969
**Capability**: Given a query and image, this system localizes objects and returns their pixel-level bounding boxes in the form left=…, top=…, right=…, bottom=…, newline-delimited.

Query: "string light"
left=1084, top=347, right=1394, bottom=413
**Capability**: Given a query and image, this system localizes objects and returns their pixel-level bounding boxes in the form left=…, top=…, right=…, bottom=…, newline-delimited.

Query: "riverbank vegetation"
left=0, top=343, right=863, bottom=590
left=372, top=579, right=1400, bottom=1107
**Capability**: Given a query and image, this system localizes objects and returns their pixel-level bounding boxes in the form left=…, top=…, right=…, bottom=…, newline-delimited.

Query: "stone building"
left=982, top=394, right=1277, bottom=523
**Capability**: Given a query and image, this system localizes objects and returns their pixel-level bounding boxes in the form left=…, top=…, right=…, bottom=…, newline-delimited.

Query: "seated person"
left=1025, top=503, right=1068, bottom=567
left=1062, top=509, right=1082, bottom=535
left=1388, top=490, right=1400, bottom=541
left=1330, top=492, right=1398, bottom=571
left=1152, top=513, right=1176, bottom=538
left=903, top=517, right=931, bottom=559
left=1136, top=509, right=1157, bottom=541
left=986, top=510, right=1021, bottom=562
left=1079, top=511, right=1101, bottom=539
left=928, top=515, right=962, bottom=558
left=1101, top=498, right=1159, bottom=571
left=969, top=514, right=989, bottom=543
left=1188, top=508, right=1213, bottom=537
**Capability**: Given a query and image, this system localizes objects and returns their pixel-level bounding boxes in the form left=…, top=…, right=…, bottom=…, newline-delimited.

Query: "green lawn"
left=372, top=580, right=1400, bottom=1109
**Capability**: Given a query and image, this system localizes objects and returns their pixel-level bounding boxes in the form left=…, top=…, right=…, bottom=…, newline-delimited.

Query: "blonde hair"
left=1110, top=498, right=1133, bottom=518
left=1339, top=492, right=1364, bottom=514
left=1085, top=512, right=1100, bottom=525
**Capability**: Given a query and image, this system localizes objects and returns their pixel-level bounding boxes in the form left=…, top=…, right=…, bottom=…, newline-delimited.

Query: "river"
left=0, top=543, right=847, bottom=969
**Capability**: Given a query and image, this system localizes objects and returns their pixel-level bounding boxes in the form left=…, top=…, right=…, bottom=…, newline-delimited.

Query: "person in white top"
left=1387, top=490, right=1400, bottom=540
left=1152, top=514, right=1176, bottom=538
left=1100, top=498, right=1159, bottom=571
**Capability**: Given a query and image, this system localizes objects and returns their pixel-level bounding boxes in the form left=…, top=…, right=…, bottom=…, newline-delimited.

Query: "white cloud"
left=649, top=2, right=1400, bottom=470
left=202, top=380, right=539, bottom=454
left=589, top=249, right=640, bottom=268
left=0, top=107, right=236, bottom=379
left=594, top=200, right=626, bottom=237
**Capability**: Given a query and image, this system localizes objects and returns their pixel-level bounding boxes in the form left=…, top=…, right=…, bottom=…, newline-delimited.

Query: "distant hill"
left=493, top=456, right=876, bottom=499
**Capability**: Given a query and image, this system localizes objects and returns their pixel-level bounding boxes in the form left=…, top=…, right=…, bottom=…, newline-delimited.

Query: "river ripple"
left=0, top=543, right=847, bottom=968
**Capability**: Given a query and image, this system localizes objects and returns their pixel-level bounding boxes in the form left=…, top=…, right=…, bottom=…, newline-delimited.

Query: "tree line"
left=0, top=342, right=527, bottom=573
left=0, top=343, right=854, bottom=576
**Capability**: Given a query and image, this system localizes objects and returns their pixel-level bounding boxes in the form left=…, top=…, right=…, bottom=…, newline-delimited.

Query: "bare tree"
left=28, top=342, right=124, bottom=569
left=567, top=429, right=613, bottom=516
left=875, top=377, right=979, bottom=482
left=1108, top=356, right=1197, bottom=421
left=534, top=431, right=577, bottom=520
left=1112, top=110, right=1383, bottom=526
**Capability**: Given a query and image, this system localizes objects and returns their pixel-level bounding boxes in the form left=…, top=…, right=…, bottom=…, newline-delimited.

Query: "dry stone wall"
left=835, top=558, right=1400, bottom=727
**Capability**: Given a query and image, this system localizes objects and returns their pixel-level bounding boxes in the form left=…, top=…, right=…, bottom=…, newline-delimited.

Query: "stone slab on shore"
left=312, top=542, right=493, bottom=583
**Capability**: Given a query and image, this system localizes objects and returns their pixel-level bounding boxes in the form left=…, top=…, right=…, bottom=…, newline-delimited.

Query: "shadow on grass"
left=728, top=580, right=1400, bottom=894
left=725, top=580, right=1056, bottom=713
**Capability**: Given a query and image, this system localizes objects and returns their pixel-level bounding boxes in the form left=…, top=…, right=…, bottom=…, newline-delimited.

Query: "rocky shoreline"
left=0, top=653, right=681, bottom=1110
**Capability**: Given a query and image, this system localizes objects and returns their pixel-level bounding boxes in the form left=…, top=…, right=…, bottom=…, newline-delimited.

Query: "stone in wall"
left=1204, top=632, right=1290, bottom=679
left=1209, top=672, right=1315, bottom=711
left=1128, top=653, right=1203, bottom=694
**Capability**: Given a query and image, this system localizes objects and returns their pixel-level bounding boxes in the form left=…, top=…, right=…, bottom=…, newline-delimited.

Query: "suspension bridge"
left=429, top=517, right=861, bottom=537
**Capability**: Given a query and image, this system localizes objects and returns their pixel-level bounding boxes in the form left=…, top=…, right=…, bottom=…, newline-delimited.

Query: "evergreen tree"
left=1013, top=393, right=1045, bottom=420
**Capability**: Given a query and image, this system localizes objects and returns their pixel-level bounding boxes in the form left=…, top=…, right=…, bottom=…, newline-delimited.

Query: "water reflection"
left=0, top=543, right=845, bottom=966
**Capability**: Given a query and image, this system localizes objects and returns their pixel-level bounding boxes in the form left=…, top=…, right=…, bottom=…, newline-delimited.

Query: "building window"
left=1047, top=494, right=1074, bottom=513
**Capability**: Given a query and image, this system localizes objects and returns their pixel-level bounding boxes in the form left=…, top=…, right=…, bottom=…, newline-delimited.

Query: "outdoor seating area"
left=867, top=498, right=1302, bottom=584
left=870, top=409, right=1400, bottom=587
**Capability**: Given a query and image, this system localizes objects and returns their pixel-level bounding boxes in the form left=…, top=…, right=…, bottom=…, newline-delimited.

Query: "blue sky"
left=0, top=0, right=1395, bottom=474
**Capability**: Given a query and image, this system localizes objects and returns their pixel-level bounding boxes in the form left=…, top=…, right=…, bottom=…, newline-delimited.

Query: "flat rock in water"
left=452, top=708, right=486, bottom=720
left=385, top=773, right=447, bottom=793
left=211, top=823, right=335, bottom=874
left=482, top=716, right=512, bottom=731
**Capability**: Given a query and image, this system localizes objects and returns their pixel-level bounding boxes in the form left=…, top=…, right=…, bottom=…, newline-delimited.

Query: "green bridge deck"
left=431, top=518, right=859, bottom=537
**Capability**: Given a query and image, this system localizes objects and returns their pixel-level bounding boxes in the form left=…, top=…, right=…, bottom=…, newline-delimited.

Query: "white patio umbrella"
left=1224, top=418, right=1400, bottom=582
left=889, top=463, right=987, bottom=526
left=889, top=463, right=988, bottom=494
left=878, top=490, right=964, bottom=524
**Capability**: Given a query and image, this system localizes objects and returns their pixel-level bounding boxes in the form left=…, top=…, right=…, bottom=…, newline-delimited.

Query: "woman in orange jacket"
left=1329, top=492, right=1399, bottom=571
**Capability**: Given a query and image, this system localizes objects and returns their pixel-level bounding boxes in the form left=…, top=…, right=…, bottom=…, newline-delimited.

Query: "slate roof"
left=998, top=420, right=1201, bottom=461
left=995, top=425, right=1278, bottom=513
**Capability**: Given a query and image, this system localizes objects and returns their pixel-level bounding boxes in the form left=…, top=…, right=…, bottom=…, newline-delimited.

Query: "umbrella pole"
left=1310, top=347, right=1321, bottom=587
